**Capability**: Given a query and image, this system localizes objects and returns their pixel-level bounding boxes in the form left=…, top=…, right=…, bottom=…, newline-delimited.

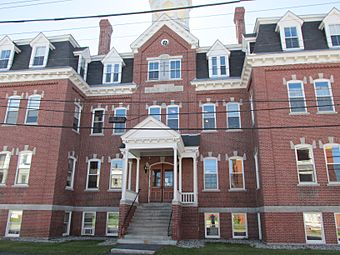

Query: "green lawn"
left=0, top=240, right=111, bottom=255
left=156, top=243, right=340, bottom=255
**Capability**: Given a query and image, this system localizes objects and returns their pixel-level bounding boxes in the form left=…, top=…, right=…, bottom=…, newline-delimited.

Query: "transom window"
left=82, top=212, right=96, bottom=236
left=0, top=152, right=10, bottom=184
left=66, top=157, right=76, bottom=189
left=227, top=103, right=241, bottom=129
left=104, top=64, right=120, bottom=83
left=303, top=213, right=324, bottom=244
left=15, top=151, right=33, bottom=185
left=229, top=157, right=245, bottom=190
left=25, top=95, right=41, bottom=124
left=106, top=212, right=119, bottom=236
left=287, top=82, right=307, bottom=113
left=5, top=96, right=21, bottom=124
left=324, top=144, right=340, bottom=183
left=110, top=159, right=123, bottom=189
left=113, top=108, right=127, bottom=135
left=284, top=27, right=300, bottom=49
left=202, top=104, right=216, bottom=130
left=148, top=58, right=181, bottom=81
left=314, top=80, right=334, bottom=112
left=0, top=50, right=11, bottom=69
left=204, top=213, right=220, bottom=238
left=148, top=106, right=161, bottom=121
left=6, top=210, right=23, bottom=237
left=295, top=146, right=316, bottom=184
left=63, top=211, right=72, bottom=236
left=203, top=158, right=218, bottom=190
left=32, top=46, right=47, bottom=67
left=210, top=56, right=228, bottom=77
left=232, top=213, right=248, bottom=238
left=73, top=103, right=82, bottom=133
left=166, top=105, right=179, bottom=131
left=91, top=109, right=104, bottom=135
left=329, top=24, right=340, bottom=47
left=86, top=160, right=100, bottom=190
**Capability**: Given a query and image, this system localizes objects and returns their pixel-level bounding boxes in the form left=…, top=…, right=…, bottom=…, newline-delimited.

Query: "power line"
left=0, top=0, right=71, bottom=10
left=0, top=0, right=52, bottom=6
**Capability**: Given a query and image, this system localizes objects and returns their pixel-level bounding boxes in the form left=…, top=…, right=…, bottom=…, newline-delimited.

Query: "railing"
left=167, top=208, right=173, bottom=237
left=120, top=189, right=141, bottom=236
left=180, top=192, right=195, bottom=204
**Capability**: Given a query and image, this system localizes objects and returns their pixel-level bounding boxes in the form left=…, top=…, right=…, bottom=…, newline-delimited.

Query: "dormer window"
left=207, top=40, right=230, bottom=78
left=0, top=50, right=11, bottom=69
left=104, top=63, right=121, bottom=84
left=284, top=27, right=300, bottom=49
left=32, top=46, right=47, bottom=67
left=29, top=33, right=54, bottom=68
left=0, top=36, right=20, bottom=71
left=210, top=56, right=228, bottom=77
left=329, top=24, right=340, bottom=47
left=319, top=8, right=340, bottom=48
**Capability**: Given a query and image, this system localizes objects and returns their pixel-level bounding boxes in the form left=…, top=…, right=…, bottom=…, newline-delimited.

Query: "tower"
left=149, top=0, right=192, bottom=30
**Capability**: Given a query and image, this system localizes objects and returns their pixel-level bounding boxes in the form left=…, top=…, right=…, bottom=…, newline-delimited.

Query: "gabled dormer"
left=0, top=36, right=20, bottom=71
left=101, top=47, right=124, bottom=84
left=319, top=8, right=340, bottom=48
left=74, top=47, right=91, bottom=81
left=206, top=40, right=230, bottom=78
left=276, top=11, right=304, bottom=51
left=29, top=33, right=55, bottom=68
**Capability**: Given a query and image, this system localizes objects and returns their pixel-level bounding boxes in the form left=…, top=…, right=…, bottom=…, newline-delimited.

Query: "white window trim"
left=91, top=108, right=105, bottom=135
left=0, top=151, right=11, bottom=185
left=29, top=45, right=50, bottom=68
left=232, top=213, right=248, bottom=239
left=0, top=49, right=15, bottom=71
left=106, top=212, right=119, bottom=236
left=208, top=55, right=230, bottom=78
left=279, top=25, right=304, bottom=51
left=325, top=24, right=340, bottom=48
left=148, top=105, right=162, bottom=121
left=226, top=102, right=241, bottom=130
left=81, top=212, right=96, bottom=236
left=294, top=144, right=318, bottom=185
left=169, top=59, right=182, bottom=80
left=14, top=150, right=33, bottom=186
left=62, top=211, right=72, bottom=236
left=77, top=55, right=89, bottom=81
left=166, top=105, right=180, bottom=130
left=4, top=95, right=21, bottom=124
left=203, top=157, right=219, bottom=191
left=229, top=156, right=245, bottom=191
left=204, top=212, right=220, bottom=239
left=303, top=212, right=325, bottom=244
left=334, top=213, right=340, bottom=244
left=102, top=63, right=122, bottom=84
left=323, top=143, right=340, bottom=184
left=254, top=150, right=260, bottom=190
left=66, top=156, right=77, bottom=190
left=24, top=94, right=41, bottom=125
left=5, top=210, right=23, bottom=237
left=73, top=102, right=82, bottom=133
left=147, top=60, right=160, bottom=81
left=313, top=79, right=335, bottom=113
left=202, top=103, right=217, bottom=131
left=287, top=80, right=307, bottom=114
left=113, top=107, right=127, bottom=135
left=109, top=159, right=123, bottom=190
left=86, top=159, right=101, bottom=190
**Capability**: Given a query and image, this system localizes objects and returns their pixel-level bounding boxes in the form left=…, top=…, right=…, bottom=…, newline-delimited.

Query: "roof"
left=181, top=135, right=200, bottom=146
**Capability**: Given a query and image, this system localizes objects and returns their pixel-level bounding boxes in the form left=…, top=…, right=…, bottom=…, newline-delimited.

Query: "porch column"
left=128, top=160, right=132, bottom=190
left=193, top=155, right=198, bottom=204
left=121, top=149, right=129, bottom=201
left=173, top=147, right=178, bottom=202
left=135, top=157, right=140, bottom=193
left=179, top=156, right=182, bottom=193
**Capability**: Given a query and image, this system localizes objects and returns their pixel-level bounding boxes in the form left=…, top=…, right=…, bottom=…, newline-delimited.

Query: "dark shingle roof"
left=182, top=135, right=200, bottom=146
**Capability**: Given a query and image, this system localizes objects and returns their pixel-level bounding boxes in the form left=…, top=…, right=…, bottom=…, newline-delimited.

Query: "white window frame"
left=81, top=212, right=96, bottom=236
left=4, top=95, right=21, bottom=124
left=72, top=103, right=82, bottom=133
left=91, top=108, right=105, bottom=135
left=232, top=213, right=248, bottom=239
left=169, top=59, right=181, bottom=80
left=254, top=150, right=260, bottom=190
left=226, top=102, right=241, bottom=130
left=278, top=21, right=304, bottom=51
left=106, top=212, right=119, bottom=236
left=62, top=211, right=72, bottom=236
left=29, top=45, right=49, bottom=68
left=103, top=63, right=122, bottom=84
left=5, top=210, right=23, bottom=237
left=113, top=107, right=127, bottom=135
left=0, top=49, right=13, bottom=71
left=295, top=145, right=317, bottom=185
left=323, top=143, right=340, bottom=184
left=203, top=157, right=219, bottom=191
left=209, top=55, right=229, bottom=78
left=148, top=60, right=160, bottom=81
left=204, top=212, right=220, bottom=238
left=77, top=55, right=89, bottom=80
left=86, top=159, right=101, bottom=190
left=0, top=151, right=11, bottom=185
left=229, top=156, right=245, bottom=190
left=287, top=81, right=307, bottom=114
left=109, top=159, right=123, bottom=190
left=66, top=156, right=76, bottom=190
left=335, top=213, right=340, bottom=244
left=313, top=79, right=335, bottom=113
left=166, top=105, right=179, bottom=131
left=303, top=212, right=325, bottom=244
left=326, top=24, right=340, bottom=48
left=25, top=94, right=41, bottom=125
left=202, top=103, right=216, bottom=131
left=15, top=151, right=33, bottom=186
left=148, top=105, right=162, bottom=121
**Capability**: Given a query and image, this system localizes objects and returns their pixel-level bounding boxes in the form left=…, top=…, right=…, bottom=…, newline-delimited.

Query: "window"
left=63, top=211, right=72, bottom=236
left=78, top=56, right=87, bottom=79
left=66, top=157, right=76, bottom=189
left=32, top=46, right=47, bottom=67
left=164, top=170, right=174, bottom=187
left=227, top=103, right=241, bottom=129
left=229, top=157, right=245, bottom=190
left=104, top=64, right=121, bottom=84
left=0, top=152, right=10, bottom=185
left=329, top=24, right=340, bottom=47
left=335, top=214, right=340, bottom=244
left=148, top=106, right=161, bottom=121
left=6, top=211, right=23, bottom=237
left=324, top=144, right=340, bottom=183
left=250, top=94, right=255, bottom=126
left=202, top=104, right=216, bottom=130
left=15, top=151, right=33, bottom=185
left=232, top=213, right=248, bottom=238
left=209, top=56, right=229, bottom=77
left=82, top=212, right=96, bottom=235
left=204, top=158, right=218, bottom=190
left=73, top=103, right=82, bottom=133
left=148, top=61, right=159, bottom=80
left=204, top=213, right=220, bottom=238
left=287, top=81, right=307, bottom=113
left=254, top=151, right=260, bottom=189
left=86, top=160, right=100, bottom=190
left=303, top=213, right=324, bottom=244
left=25, top=95, right=41, bottom=124
left=91, top=109, right=104, bottom=135
left=5, top=96, right=21, bottom=124
left=295, top=146, right=316, bottom=184
left=166, top=105, right=179, bottom=130
left=314, top=80, right=334, bottom=112
left=170, top=60, right=181, bottom=79
left=284, top=27, right=300, bottom=49
left=113, top=108, right=127, bottom=135
left=110, top=159, right=123, bottom=189
left=106, top=212, right=119, bottom=236
left=0, top=50, right=11, bottom=69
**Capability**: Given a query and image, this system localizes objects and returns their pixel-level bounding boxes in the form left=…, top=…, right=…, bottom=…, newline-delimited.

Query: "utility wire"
left=0, top=0, right=71, bottom=10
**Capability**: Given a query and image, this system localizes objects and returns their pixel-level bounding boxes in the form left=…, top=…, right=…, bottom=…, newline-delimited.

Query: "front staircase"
left=118, top=203, right=176, bottom=245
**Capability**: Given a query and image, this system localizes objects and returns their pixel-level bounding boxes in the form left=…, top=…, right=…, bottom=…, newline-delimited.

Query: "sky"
left=0, top=0, right=339, bottom=54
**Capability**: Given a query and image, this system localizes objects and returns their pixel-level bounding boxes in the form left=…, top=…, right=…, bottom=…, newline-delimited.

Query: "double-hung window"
left=0, top=152, right=10, bottom=184
left=204, top=213, right=220, bottom=238
left=170, top=60, right=181, bottom=79
left=329, top=24, right=340, bottom=47
left=202, top=104, right=216, bottom=130
left=284, top=27, right=300, bottom=49
left=227, top=103, right=241, bottom=129
left=148, top=61, right=159, bottom=80
left=287, top=81, right=307, bottom=113
left=113, top=108, right=127, bottom=135
left=314, top=80, right=334, bottom=112
left=232, top=213, right=248, bottom=238
left=166, top=105, right=179, bottom=130
left=32, top=46, right=47, bottom=67
left=5, top=96, right=21, bottom=124
left=148, top=58, right=181, bottom=81
left=91, top=109, right=104, bottom=135
left=106, top=212, right=119, bottom=236
left=303, top=213, right=324, bottom=244
left=324, top=144, right=340, bottom=183
left=295, top=145, right=316, bottom=184
left=15, top=151, right=33, bottom=185
left=66, top=157, right=76, bottom=189
left=229, top=157, right=245, bottom=190
left=335, top=214, right=340, bottom=243
left=210, top=56, right=228, bottom=77
left=110, top=159, right=123, bottom=190
left=0, top=50, right=11, bottom=70
left=148, top=106, right=161, bottom=121
left=6, top=210, right=23, bottom=237
left=73, top=103, right=82, bottom=133
left=82, top=212, right=96, bottom=235
left=86, top=160, right=100, bottom=190
left=63, top=211, right=72, bottom=236
left=104, top=64, right=120, bottom=83
left=25, top=95, right=41, bottom=124
left=203, top=158, right=218, bottom=190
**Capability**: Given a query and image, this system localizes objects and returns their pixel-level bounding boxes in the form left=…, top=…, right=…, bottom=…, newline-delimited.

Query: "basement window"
left=232, top=213, right=248, bottom=238
left=106, top=212, right=119, bottom=236
left=303, top=213, right=325, bottom=244
left=6, top=210, right=23, bottom=237
left=63, top=211, right=72, bottom=236
left=204, top=213, right=220, bottom=238
left=82, top=212, right=96, bottom=236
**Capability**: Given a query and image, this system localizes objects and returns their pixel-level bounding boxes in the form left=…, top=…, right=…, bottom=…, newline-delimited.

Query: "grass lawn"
left=0, top=240, right=111, bottom=255
left=156, top=243, right=340, bottom=255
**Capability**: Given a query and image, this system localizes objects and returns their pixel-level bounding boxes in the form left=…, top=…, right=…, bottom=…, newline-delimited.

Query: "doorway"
left=149, top=163, right=174, bottom=202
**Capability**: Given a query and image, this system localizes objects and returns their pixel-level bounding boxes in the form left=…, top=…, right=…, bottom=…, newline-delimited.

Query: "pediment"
left=0, top=36, right=20, bottom=53
left=30, top=33, right=55, bottom=50
left=207, top=40, right=230, bottom=57
left=319, top=8, right=340, bottom=29
left=101, top=46, right=124, bottom=65
left=276, top=11, right=303, bottom=32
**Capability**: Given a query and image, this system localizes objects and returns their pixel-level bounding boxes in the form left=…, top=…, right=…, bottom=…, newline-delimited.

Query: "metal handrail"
left=167, top=207, right=173, bottom=236
left=121, top=189, right=141, bottom=236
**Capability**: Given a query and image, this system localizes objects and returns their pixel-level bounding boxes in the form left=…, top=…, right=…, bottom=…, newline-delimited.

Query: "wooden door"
left=150, top=164, right=173, bottom=202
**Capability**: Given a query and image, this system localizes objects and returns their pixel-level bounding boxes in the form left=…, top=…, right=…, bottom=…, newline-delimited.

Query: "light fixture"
left=144, top=162, right=150, bottom=173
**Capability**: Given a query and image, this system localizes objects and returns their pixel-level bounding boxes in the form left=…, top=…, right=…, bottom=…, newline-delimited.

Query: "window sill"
left=90, top=133, right=104, bottom=137
left=65, top=187, right=74, bottom=191
left=289, top=112, right=310, bottom=116
left=228, top=188, right=247, bottom=192
left=202, top=189, right=220, bottom=192
left=84, top=189, right=99, bottom=192
left=0, top=184, right=6, bottom=187
left=107, top=189, right=122, bottom=192
left=226, top=129, right=242, bottom=133
left=112, top=133, right=124, bottom=136
left=72, top=129, right=80, bottom=135
left=62, top=233, right=70, bottom=237
left=327, top=183, right=340, bottom=187
left=24, top=122, right=38, bottom=125
left=232, top=236, right=248, bottom=239
left=1, top=124, right=17, bottom=127
left=12, top=184, right=29, bottom=188
left=201, top=130, right=218, bottom=133
left=297, top=183, right=320, bottom=187
left=316, top=111, right=337, bottom=115
left=282, top=48, right=304, bottom=52
left=145, top=79, right=183, bottom=83
left=106, top=233, right=118, bottom=237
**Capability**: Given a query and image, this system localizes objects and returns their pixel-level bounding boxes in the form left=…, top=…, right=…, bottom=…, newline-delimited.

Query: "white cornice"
left=14, top=34, right=80, bottom=48
left=191, top=78, right=244, bottom=91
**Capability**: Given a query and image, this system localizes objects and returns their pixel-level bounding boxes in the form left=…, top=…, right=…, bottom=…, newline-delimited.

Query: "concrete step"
left=118, top=237, right=177, bottom=245
left=130, top=222, right=169, bottom=228
left=128, top=226, right=170, bottom=232
left=111, top=244, right=165, bottom=254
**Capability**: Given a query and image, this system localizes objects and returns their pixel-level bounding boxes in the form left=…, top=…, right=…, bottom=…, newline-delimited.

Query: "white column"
left=179, top=157, right=182, bottom=193
left=173, top=147, right=178, bottom=202
left=135, top=157, right=140, bottom=193
left=128, top=160, right=132, bottom=191
left=193, top=156, right=198, bottom=204
left=121, top=149, right=129, bottom=201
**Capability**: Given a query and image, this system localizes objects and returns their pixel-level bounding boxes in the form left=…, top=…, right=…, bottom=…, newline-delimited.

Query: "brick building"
left=0, top=0, right=340, bottom=245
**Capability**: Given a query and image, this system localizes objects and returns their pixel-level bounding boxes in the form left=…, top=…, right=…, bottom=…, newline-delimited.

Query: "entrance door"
left=150, top=164, right=174, bottom=202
